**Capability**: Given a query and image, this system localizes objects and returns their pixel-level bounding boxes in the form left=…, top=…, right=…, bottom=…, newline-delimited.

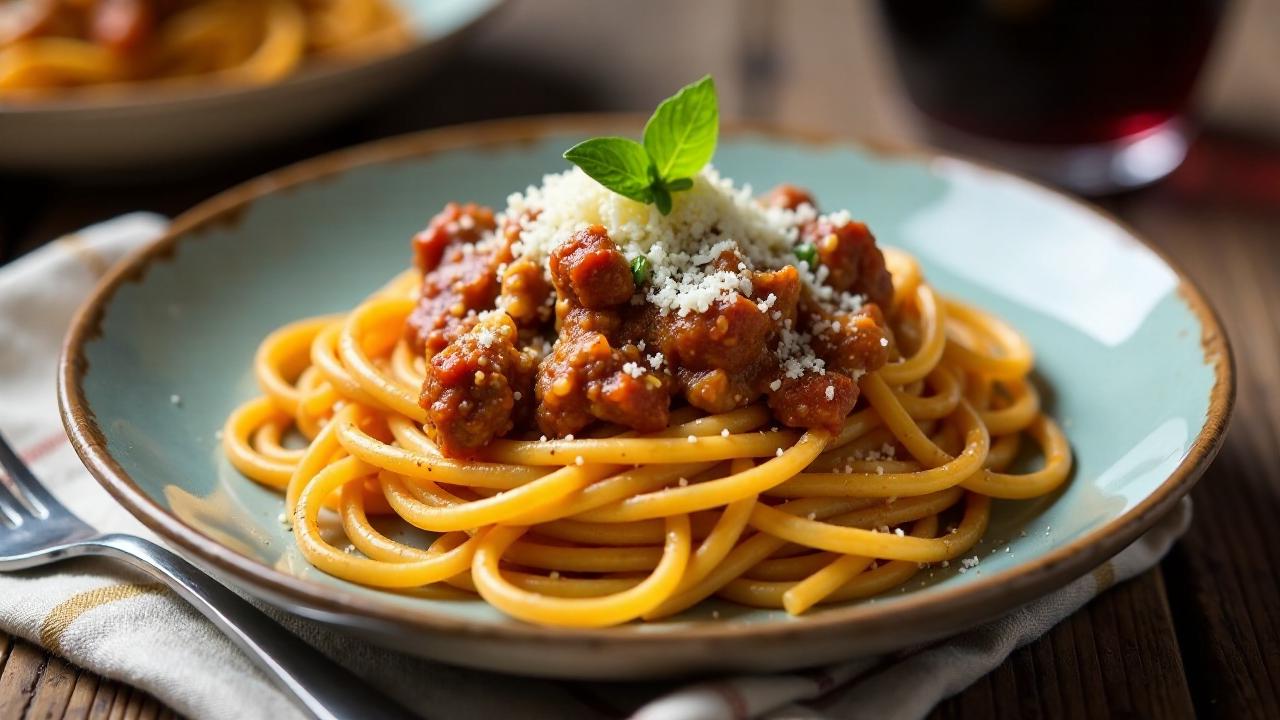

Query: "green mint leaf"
left=563, top=137, right=655, bottom=204
left=561, top=75, right=720, bottom=212
left=643, top=75, right=718, bottom=182
left=653, top=185, right=673, bottom=215
left=630, top=255, right=651, bottom=286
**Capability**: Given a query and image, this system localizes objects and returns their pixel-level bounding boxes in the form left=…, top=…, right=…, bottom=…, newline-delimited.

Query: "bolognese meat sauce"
left=406, top=203, right=510, bottom=354
left=419, top=313, right=537, bottom=457
left=530, top=226, right=670, bottom=436
left=412, top=182, right=895, bottom=456
left=805, top=217, right=894, bottom=309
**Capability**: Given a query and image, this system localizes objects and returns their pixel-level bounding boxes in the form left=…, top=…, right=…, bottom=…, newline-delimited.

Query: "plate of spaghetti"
left=59, top=80, right=1233, bottom=679
left=0, top=0, right=502, bottom=170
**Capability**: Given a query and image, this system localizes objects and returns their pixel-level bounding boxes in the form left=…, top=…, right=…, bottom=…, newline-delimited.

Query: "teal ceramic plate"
left=59, top=117, right=1234, bottom=679
left=0, top=0, right=504, bottom=171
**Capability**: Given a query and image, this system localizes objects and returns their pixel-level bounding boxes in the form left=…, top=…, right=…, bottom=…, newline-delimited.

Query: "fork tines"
left=0, top=432, right=54, bottom=524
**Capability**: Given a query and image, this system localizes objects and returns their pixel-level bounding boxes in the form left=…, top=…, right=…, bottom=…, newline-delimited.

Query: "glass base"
left=920, top=117, right=1192, bottom=196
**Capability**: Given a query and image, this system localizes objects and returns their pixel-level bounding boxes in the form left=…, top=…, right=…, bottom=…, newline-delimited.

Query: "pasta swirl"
left=223, top=249, right=1072, bottom=626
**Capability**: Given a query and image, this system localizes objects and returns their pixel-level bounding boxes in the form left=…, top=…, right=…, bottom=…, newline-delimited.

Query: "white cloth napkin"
left=0, top=215, right=1192, bottom=720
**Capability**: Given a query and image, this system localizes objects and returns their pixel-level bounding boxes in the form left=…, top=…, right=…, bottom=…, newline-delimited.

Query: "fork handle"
left=83, top=533, right=418, bottom=720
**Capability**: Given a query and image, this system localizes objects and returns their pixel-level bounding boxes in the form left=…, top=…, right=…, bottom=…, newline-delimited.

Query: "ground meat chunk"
left=590, top=361, right=672, bottom=431
left=535, top=307, right=670, bottom=437
left=676, top=368, right=758, bottom=415
left=412, top=203, right=496, bottom=272
left=420, top=313, right=536, bottom=458
left=617, top=264, right=803, bottom=415
left=749, top=264, right=801, bottom=326
left=406, top=203, right=517, bottom=355
left=761, top=184, right=817, bottom=211
left=804, top=218, right=894, bottom=309
left=631, top=294, right=776, bottom=414
left=548, top=225, right=635, bottom=309
left=407, top=242, right=504, bottom=355
left=662, top=294, right=774, bottom=374
left=498, top=257, right=552, bottom=327
left=767, top=371, right=859, bottom=432
left=811, top=303, right=890, bottom=377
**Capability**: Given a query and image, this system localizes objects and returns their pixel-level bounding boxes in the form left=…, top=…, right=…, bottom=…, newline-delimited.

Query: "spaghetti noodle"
left=222, top=168, right=1071, bottom=628
left=0, top=0, right=408, bottom=98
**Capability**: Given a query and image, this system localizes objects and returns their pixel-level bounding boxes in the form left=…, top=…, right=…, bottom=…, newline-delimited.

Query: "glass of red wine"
left=878, top=0, right=1229, bottom=194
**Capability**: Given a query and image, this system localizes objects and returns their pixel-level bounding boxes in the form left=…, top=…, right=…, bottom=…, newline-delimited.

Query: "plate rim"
left=57, top=114, right=1236, bottom=648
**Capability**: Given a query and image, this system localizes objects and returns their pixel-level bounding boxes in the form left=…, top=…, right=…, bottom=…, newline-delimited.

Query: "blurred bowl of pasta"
left=0, top=0, right=503, bottom=172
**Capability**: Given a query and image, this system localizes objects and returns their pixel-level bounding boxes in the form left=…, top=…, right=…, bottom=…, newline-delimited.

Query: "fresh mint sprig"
left=563, top=75, right=718, bottom=215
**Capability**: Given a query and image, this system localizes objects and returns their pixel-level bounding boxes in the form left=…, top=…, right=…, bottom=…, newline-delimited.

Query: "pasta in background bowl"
left=0, top=0, right=411, bottom=96
left=0, top=0, right=502, bottom=171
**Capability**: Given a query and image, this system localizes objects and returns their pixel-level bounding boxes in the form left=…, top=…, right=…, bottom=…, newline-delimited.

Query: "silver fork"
left=0, top=431, right=417, bottom=720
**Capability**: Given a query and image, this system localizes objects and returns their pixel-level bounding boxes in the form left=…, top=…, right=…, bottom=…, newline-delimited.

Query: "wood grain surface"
left=2, top=1, right=1278, bottom=718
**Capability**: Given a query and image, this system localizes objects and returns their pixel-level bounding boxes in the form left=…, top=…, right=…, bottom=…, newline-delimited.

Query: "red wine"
left=879, top=0, right=1227, bottom=146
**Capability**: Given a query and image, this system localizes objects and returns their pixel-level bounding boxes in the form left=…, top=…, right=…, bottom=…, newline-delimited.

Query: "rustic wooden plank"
left=61, top=672, right=100, bottom=720
left=930, top=570, right=1194, bottom=720
left=0, top=639, right=45, bottom=720
left=103, top=683, right=130, bottom=720
left=84, top=677, right=114, bottom=720
left=115, top=687, right=139, bottom=720
left=0, top=635, right=14, bottom=720
left=0, top=638, right=178, bottom=720
left=86, top=682, right=168, bottom=720
left=134, top=696, right=159, bottom=720
left=24, top=654, right=77, bottom=720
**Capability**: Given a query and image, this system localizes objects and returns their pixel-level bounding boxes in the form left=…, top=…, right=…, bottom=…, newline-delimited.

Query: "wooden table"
left=2, top=2, right=1278, bottom=718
